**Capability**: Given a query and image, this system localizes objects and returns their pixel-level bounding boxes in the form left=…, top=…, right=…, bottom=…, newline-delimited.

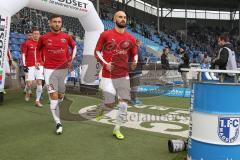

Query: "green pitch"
left=0, top=90, right=189, bottom=160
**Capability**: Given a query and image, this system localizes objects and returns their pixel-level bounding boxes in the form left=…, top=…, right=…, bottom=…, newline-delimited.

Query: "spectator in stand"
left=160, top=47, right=170, bottom=83
left=201, top=52, right=211, bottom=65
left=211, top=34, right=237, bottom=81
left=161, top=47, right=170, bottom=70
left=178, top=48, right=190, bottom=87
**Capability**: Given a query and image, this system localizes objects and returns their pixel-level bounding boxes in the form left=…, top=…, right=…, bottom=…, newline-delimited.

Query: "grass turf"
left=0, top=90, right=188, bottom=160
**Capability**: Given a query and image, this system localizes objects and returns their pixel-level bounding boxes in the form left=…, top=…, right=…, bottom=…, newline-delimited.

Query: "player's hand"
left=106, top=62, right=114, bottom=71
left=212, top=58, right=217, bottom=64
left=131, top=62, right=137, bottom=70
left=68, top=62, right=74, bottom=71
left=35, top=63, right=40, bottom=70
left=23, top=66, right=29, bottom=73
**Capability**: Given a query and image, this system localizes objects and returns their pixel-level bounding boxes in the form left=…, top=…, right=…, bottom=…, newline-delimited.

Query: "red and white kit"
left=22, top=39, right=44, bottom=81
left=37, top=32, right=76, bottom=93
left=95, top=28, right=138, bottom=103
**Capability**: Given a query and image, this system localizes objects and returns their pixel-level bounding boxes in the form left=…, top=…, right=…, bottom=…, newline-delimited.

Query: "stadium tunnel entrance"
left=0, top=0, right=104, bottom=103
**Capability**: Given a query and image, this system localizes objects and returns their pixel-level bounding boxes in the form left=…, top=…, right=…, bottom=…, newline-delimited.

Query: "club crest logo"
left=218, top=117, right=240, bottom=143
left=47, top=39, right=52, bottom=46
left=119, top=40, right=132, bottom=49
left=60, top=38, right=67, bottom=43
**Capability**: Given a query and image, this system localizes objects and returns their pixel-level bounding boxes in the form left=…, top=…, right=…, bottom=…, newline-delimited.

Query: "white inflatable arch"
left=0, top=0, right=104, bottom=92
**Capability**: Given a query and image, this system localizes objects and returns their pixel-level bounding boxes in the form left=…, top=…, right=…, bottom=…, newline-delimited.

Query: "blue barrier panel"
left=137, top=85, right=190, bottom=98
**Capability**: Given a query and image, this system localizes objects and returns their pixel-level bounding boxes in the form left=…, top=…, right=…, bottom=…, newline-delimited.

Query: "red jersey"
left=20, top=41, right=26, bottom=54
left=95, top=29, right=138, bottom=79
left=22, top=39, right=43, bottom=67
left=37, top=32, right=76, bottom=69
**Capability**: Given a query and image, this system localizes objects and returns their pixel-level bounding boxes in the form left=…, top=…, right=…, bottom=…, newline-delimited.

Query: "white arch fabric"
left=0, top=0, right=104, bottom=91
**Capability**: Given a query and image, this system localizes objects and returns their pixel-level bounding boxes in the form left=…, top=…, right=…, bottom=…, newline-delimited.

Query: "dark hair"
left=219, top=33, right=229, bottom=42
left=178, top=48, right=184, bottom=54
left=25, top=30, right=32, bottom=34
left=163, top=47, right=169, bottom=53
left=50, top=14, right=62, bottom=21
left=32, top=26, right=40, bottom=32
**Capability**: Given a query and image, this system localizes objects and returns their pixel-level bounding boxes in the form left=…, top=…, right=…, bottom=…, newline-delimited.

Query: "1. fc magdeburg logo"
left=218, top=117, right=240, bottom=143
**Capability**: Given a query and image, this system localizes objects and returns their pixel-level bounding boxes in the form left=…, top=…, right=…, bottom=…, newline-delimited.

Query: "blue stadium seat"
left=10, top=44, right=20, bottom=52
left=18, top=38, right=25, bottom=44
left=76, top=54, right=82, bottom=61
left=10, top=32, right=18, bottom=39
left=11, top=51, right=21, bottom=60
left=9, top=38, right=18, bottom=45
left=18, top=33, right=26, bottom=39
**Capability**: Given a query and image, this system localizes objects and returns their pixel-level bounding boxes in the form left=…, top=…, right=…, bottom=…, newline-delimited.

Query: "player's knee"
left=105, top=103, right=115, bottom=108
left=50, top=92, right=58, bottom=100
left=27, top=81, right=32, bottom=88
left=50, top=99, right=58, bottom=110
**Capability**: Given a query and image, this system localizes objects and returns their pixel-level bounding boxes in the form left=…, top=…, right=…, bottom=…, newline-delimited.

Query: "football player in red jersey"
left=37, top=15, right=77, bottom=135
left=21, top=31, right=33, bottom=54
left=21, top=30, right=33, bottom=93
left=22, top=27, right=44, bottom=107
left=95, top=11, right=138, bottom=140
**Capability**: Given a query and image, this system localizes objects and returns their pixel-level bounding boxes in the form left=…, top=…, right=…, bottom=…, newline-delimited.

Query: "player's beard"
left=51, top=26, right=62, bottom=32
left=116, top=20, right=126, bottom=29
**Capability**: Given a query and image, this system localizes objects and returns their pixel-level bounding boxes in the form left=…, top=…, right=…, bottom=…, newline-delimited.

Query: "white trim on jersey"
left=71, top=46, right=77, bottom=62
left=133, top=54, right=138, bottom=63
left=22, top=54, right=26, bottom=66
left=34, top=47, right=37, bottom=65
left=96, top=51, right=108, bottom=65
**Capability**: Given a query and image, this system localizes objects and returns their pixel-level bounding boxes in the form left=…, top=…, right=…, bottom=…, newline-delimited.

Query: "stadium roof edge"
left=140, top=0, right=240, bottom=11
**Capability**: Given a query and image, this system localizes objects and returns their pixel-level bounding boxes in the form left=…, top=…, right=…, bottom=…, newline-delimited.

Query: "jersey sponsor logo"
left=103, top=40, right=133, bottom=55
left=218, top=117, right=240, bottom=143
left=48, top=49, right=65, bottom=54
left=115, top=40, right=133, bottom=55
left=119, top=40, right=132, bottom=50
